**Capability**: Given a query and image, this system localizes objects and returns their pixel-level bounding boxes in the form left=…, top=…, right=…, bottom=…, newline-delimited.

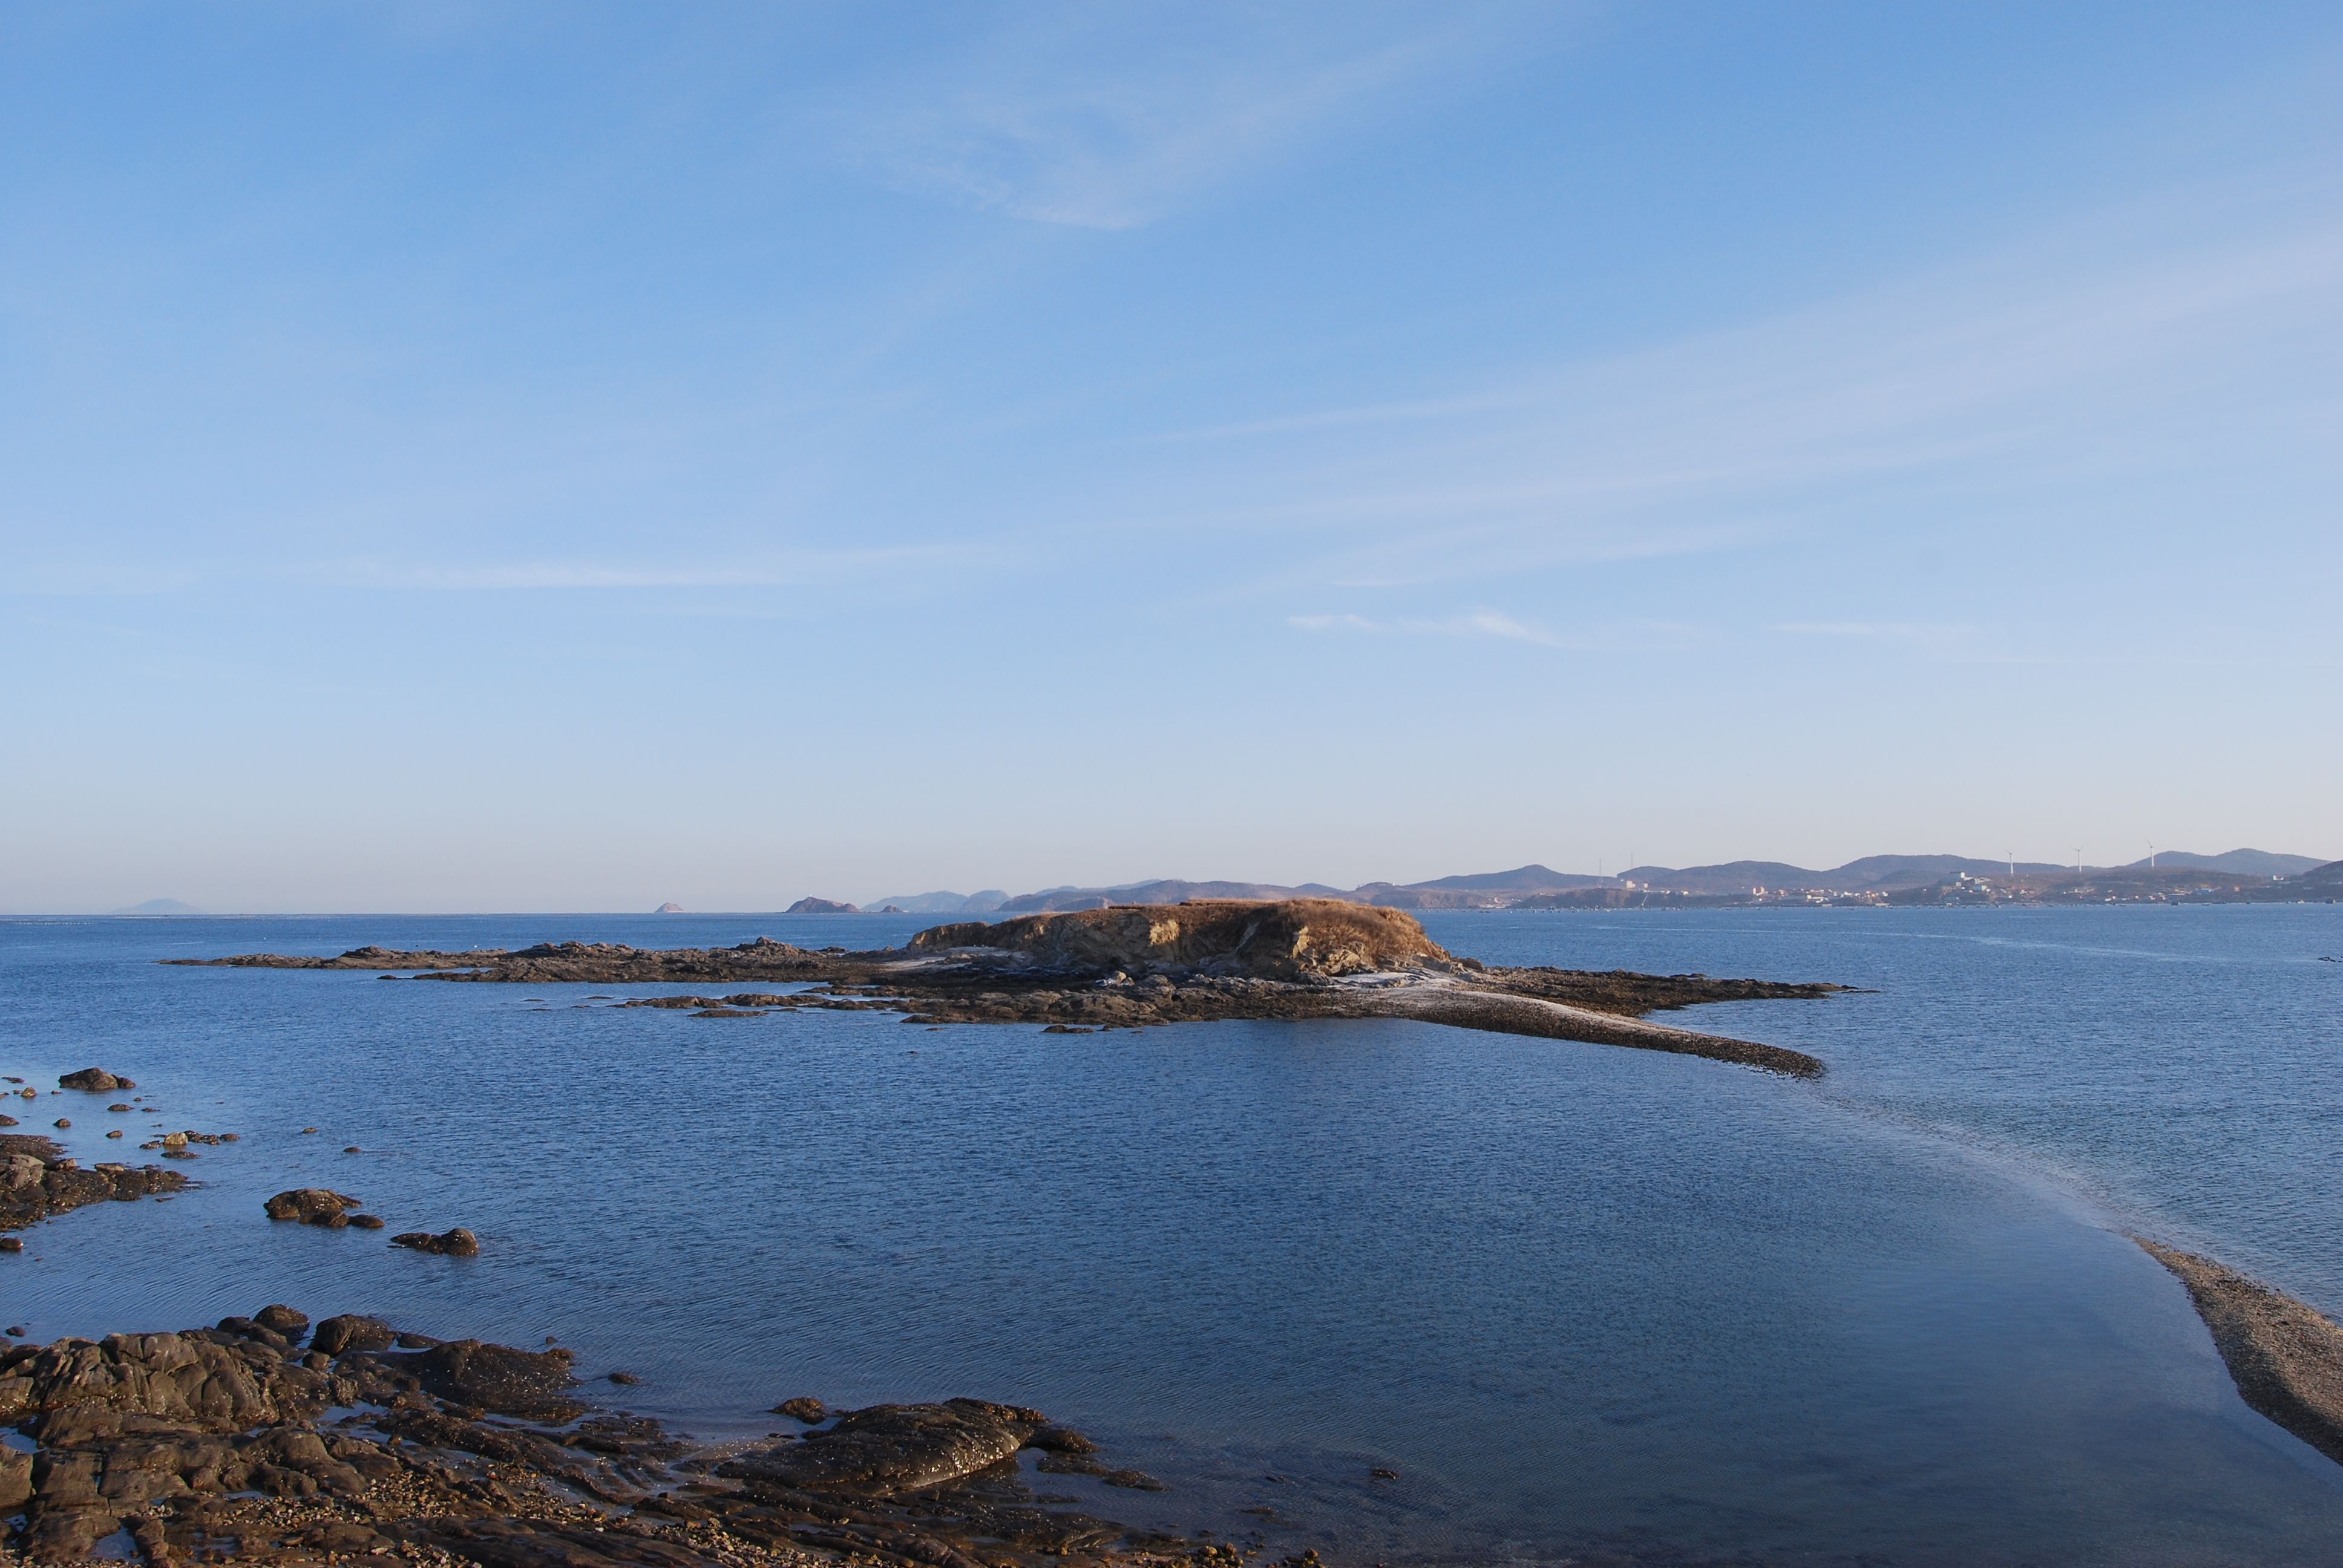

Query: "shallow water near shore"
left=4, top=906, right=2342, bottom=1566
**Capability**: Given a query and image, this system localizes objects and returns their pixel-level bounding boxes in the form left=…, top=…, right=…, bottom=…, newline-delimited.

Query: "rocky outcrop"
left=262, top=1188, right=376, bottom=1228
left=909, top=898, right=1453, bottom=981
left=787, top=897, right=859, bottom=915
left=0, top=1311, right=1192, bottom=1568
left=0, top=1329, right=332, bottom=1431
left=716, top=1399, right=1041, bottom=1496
left=59, top=1068, right=136, bottom=1092
left=2141, top=1239, right=2343, bottom=1466
left=359, top=1338, right=580, bottom=1420
left=309, top=1314, right=396, bottom=1356
left=2, top=1133, right=188, bottom=1234
left=172, top=900, right=1842, bottom=1076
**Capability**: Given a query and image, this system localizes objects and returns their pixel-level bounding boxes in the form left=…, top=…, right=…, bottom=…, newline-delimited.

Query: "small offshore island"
left=170, top=900, right=1840, bottom=1078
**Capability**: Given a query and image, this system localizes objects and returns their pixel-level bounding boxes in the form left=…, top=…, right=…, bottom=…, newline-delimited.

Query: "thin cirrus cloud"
left=825, top=4, right=1548, bottom=230
left=1289, top=609, right=1697, bottom=652
left=1159, top=179, right=2343, bottom=598
left=301, top=542, right=978, bottom=592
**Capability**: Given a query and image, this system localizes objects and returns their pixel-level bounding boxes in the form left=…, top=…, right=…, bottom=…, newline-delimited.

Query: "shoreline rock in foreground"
left=0, top=1310, right=1207, bottom=1568
left=2140, top=1238, right=2343, bottom=1466
left=169, top=899, right=1840, bottom=1077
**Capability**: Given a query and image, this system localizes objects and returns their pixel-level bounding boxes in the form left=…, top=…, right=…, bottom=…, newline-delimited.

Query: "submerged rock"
left=262, top=1188, right=366, bottom=1227
left=392, top=1226, right=480, bottom=1257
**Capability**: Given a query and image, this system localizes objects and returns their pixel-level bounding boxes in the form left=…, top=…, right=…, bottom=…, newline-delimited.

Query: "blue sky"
left=4, top=2, right=2339, bottom=912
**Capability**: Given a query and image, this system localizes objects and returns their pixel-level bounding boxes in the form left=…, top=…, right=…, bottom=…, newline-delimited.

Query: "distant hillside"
left=1391, top=864, right=1613, bottom=894
left=115, top=897, right=202, bottom=916
left=1619, top=861, right=1832, bottom=895
left=2120, top=849, right=2323, bottom=878
left=2299, top=860, right=2343, bottom=888
left=871, top=890, right=1011, bottom=915
left=885, top=848, right=2335, bottom=916
left=997, top=878, right=1348, bottom=913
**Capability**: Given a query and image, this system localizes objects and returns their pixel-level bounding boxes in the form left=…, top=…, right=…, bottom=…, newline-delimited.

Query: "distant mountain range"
left=827, top=848, right=2335, bottom=914
left=2118, top=849, right=2323, bottom=878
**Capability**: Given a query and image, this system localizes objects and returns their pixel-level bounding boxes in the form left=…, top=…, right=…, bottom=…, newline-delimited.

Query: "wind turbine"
left=2147, top=840, right=2158, bottom=869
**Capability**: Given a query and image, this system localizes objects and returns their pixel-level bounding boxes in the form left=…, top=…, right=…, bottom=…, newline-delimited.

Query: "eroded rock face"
left=59, top=1068, right=135, bottom=1093
left=716, top=1398, right=1044, bottom=1496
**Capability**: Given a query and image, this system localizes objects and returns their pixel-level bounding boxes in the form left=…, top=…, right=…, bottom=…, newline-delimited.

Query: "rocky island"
left=169, top=900, right=1841, bottom=1077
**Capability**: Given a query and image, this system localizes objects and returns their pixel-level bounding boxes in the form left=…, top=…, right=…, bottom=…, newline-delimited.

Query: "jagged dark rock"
left=0, top=1312, right=1190, bottom=1568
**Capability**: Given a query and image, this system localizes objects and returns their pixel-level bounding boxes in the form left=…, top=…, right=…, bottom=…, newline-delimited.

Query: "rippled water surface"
left=4, top=906, right=2342, bottom=1566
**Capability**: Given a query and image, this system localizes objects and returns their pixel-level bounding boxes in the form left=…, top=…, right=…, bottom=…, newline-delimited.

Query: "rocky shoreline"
left=168, top=900, right=1841, bottom=1078
left=0, top=1306, right=1219, bottom=1568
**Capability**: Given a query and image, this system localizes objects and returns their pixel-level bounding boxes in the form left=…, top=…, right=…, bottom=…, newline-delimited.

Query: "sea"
left=4, top=905, right=2341, bottom=1567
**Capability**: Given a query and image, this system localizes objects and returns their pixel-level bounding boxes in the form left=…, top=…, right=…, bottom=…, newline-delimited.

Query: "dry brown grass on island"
left=168, top=897, right=1843, bottom=1077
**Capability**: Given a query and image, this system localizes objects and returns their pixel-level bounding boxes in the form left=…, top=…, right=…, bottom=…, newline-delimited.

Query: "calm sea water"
left=3, top=906, right=2341, bottom=1566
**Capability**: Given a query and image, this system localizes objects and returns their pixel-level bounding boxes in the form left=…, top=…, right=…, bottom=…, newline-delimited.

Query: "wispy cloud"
left=300, top=544, right=973, bottom=592
left=1289, top=608, right=1698, bottom=652
left=827, top=5, right=1548, bottom=230
left=1152, top=182, right=2343, bottom=595
left=1771, top=621, right=1984, bottom=640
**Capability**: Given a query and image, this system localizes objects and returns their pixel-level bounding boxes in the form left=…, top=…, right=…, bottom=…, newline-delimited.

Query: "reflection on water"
left=2, top=906, right=2340, bottom=1566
